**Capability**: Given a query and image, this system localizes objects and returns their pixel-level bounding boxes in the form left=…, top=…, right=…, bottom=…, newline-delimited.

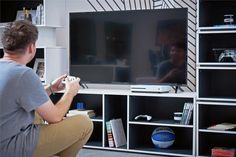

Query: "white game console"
left=130, top=85, right=171, bottom=93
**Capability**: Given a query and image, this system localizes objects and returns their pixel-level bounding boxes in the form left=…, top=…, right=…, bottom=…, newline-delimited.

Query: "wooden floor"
left=77, top=149, right=164, bottom=157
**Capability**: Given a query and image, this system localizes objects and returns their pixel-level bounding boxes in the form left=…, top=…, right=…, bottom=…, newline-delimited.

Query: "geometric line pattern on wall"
left=86, top=0, right=197, bottom=91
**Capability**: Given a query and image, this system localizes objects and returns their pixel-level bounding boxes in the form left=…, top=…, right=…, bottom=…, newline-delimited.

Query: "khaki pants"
left=33, top=114, right=93, bottom=157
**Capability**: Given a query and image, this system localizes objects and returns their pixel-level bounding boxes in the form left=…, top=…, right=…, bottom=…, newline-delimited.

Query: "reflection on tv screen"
left=70, top=8, right=188, bottom=85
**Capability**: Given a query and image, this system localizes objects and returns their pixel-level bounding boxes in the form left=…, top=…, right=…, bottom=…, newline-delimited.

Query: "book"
left=110, top=118, right=127, bottom=148
left=207, top=123, right=236, bottom=131
left=212, top=147, right=235, bottom=157
left=66, top=109, right=95, bottom=118
left=185, top=103, right=194, bottom=125
left=180, top=102, right=190, bottom=124
left=106, top=121, right=115, bottom=147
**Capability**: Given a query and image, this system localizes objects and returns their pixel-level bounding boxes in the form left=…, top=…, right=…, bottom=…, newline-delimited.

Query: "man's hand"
left=50, top=74, right=67, bottom=92
left=65, top=77, right=80, bottom=97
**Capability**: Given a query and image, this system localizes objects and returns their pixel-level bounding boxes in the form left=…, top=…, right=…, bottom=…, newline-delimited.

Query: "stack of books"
left=106, top=121, right=115, bottom=147
left=207, top=123, right=236, bottom=131
left=66, top=109, right=95, bottom=118
left=106, top=118, right=126, bottom=148
left=180, top=102, right=194, bottom=125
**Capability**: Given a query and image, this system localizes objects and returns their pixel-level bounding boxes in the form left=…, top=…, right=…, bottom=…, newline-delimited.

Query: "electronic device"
left=212, top=48, right=236, bottom=62
left=69, top=8, right=188, bottom=87
left=218, top=50, right=236, bottom=62
left=130, top=85, right=171, bottom=93
left=62, top=76, right=88, bottom=89
left=134, top=114, right=152, bottom=121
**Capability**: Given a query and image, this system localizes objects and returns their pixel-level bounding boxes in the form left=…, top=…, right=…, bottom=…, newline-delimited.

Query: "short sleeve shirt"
left=0, top=60, right=49, bottom=157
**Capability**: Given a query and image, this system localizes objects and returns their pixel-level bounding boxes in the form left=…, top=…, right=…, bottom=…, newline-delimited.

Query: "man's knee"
left=70, top=115, right=94, bottom=133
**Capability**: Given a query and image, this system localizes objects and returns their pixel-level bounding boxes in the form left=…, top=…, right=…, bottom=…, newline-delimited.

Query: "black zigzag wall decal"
left=86, top=0, right=196, bottom=91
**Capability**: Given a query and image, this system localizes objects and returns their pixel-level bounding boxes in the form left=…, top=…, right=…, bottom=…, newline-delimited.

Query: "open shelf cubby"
left=198, top=0, right=236, bottom=28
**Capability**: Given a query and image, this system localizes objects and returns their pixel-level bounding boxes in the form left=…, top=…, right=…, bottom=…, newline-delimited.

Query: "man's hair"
left=1, top=20, right=38, bottom=54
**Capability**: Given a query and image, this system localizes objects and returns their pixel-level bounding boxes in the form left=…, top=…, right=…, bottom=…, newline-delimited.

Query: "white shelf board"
left=197, top=66, right=236, bottom=70
left=75, top=89, right=196, bottom=98
left=91, top=117, right=103, bottom=122
left=129, top=121, right=193, bottom=128
left=197, top=63, right=236, bottom=66
left=199, top=129, right=236, bottom=135
left=0, top=24, right=62, bottom=29
left=197, top=101, right=236, bottom=106
left=197, top=97, right=236, bottom=102
left=198, top=26, right=236, bottom=31
left=197, top=30, right=236, bottom=34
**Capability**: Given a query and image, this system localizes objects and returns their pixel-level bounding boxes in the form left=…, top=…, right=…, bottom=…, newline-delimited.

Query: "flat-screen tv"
left=70, top=8, right=188, bottom=86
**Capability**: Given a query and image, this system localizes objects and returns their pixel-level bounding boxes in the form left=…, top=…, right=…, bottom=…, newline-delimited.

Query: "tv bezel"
left=69, top=8, right=188, bottom=88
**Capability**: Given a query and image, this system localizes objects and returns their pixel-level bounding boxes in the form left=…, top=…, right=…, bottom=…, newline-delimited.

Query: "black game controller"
left=62, top=76, right=88, bottom=89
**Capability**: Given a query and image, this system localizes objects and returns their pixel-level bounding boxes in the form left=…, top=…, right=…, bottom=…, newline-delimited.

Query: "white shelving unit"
left=0, top=0, right=67, bottom=84
left=52, top=89, right=196, bottom=157
left=196, top=0, right=236, bottom=156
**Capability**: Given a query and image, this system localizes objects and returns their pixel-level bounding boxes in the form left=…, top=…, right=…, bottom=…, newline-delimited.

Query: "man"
left=156, top=42, right=187, bottom=84
left=0, top=20, right=93, bottom=157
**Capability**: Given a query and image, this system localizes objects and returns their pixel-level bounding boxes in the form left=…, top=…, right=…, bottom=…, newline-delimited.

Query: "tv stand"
left=51, top=89, right=196, bottom=156
left=172, top=85, right=184, bottom=93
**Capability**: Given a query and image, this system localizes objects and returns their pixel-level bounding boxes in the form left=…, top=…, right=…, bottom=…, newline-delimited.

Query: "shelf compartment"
left=104, top=95, right=127, bottom=149
left=70, top=94, right=103, bottom=119
left=129, top=96, right=194, bottom=125
left=198, top=0, right=236, bottom=28
left=104, top=95, right=127, bottom=122
left=198, top=131, right=236, bottom=156
left=198, top=32, right=236, bottom=63
left=198, top=103, right=236, bottom=130
left=85, top=122, right=103, bottom=147
left=0, top=0, right=65, bottom=27
left=0, top=0, right=43, bottom=23
left=129, top=124, right=193, bottom=156
left=198, top=68, right=236, bottom=100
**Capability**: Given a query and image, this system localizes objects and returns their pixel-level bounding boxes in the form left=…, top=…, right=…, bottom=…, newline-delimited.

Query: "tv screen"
left=70, top=8, right=188, bottom=86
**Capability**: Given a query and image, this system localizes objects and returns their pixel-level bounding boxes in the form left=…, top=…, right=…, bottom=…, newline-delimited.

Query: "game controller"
left=218, top=49, right=236, bottom=62
left=62, top=76, right=88, bottom=89
left=134, top=115, right=152, bottom=121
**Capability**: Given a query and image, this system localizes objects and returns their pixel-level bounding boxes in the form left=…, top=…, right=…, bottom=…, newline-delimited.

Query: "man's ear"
left=28, top=43, right=36, bottom=54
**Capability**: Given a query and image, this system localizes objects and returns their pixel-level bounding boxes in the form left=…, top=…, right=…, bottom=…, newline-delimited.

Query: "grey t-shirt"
left=0, top=60, right=49, bottom=157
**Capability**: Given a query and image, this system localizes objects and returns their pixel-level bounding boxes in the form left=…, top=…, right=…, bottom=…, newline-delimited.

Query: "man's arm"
left=44, top=74, right=67, bottom=96
left=36, top=78, right=80, bottom=123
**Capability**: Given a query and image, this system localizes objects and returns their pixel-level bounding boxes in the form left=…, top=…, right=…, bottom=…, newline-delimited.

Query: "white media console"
left=52, top=88, right=196, bottom=157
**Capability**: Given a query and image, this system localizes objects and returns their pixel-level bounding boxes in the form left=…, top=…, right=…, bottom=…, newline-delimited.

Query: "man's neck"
left=1, top=53, right=27, bottom=65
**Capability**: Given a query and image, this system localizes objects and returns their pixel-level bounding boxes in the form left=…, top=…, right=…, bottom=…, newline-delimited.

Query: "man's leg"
left=33, top=115, right=93, bottom=157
